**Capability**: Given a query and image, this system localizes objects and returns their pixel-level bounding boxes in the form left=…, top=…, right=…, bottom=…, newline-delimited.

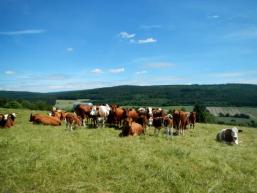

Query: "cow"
left=216, top=127, right=241, bottom=145
left=0, top=113, right=16, bottom=128
left=74, top=104, right=93, bottom=127
left=65, top=113, right=82, bottom=131
left=152, top=117, right=163, bottom=135
left=152, top=108, right=166, bottom=118
left=172, top=110, right=180, bottom=131
left=90, top=104, right=111, bottom=128
left=0, top=114, right=4, bottom=127
left=29, top=113, right=61, bottom=126
left=120, top=117, right=144, bottom=137
left=178, top=111, right=189, bottom=135
left=111, top=105, right=127, bottom=128
left=127, top=108, right=139, bottom=121
left=189, top=112, right=196, bottom=129
left=50, top=110, right=67, bottom=121
left=163, top=114, right=173, bottom=137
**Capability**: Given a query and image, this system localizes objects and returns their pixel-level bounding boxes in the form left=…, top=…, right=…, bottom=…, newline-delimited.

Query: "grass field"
left=1, top=108, right=257, bottom=193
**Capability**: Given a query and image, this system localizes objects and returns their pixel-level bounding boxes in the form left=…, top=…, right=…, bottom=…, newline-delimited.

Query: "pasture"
left=0, top=108, right=257, bottom=193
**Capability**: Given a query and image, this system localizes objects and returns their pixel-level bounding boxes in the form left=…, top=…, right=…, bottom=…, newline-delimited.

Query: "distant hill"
left=1, top=84, right=257, bottom=107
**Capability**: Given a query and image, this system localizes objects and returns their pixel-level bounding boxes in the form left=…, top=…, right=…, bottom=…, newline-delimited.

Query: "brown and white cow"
left=0, top=113, right=16, bottom=128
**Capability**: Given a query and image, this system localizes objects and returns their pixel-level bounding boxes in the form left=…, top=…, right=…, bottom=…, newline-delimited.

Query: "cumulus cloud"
left=138, top=38, right=157, bottom=44
left=5, top=70, right=16, bottom=75
left=119, top=32, right=136, bottom=39
left=66, top=47, right=74, bottom=52
left=109, top=68, right=125, bottom=73
left=0, top=29, right=46, bottom=35
left=91, top=68, right=103, bottom=74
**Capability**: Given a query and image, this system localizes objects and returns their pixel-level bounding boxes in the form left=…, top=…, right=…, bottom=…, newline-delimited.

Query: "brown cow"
left=179, top=111, right=189, bottom=135
left=50, top=110, right=67, bottom=121
left=65, top=113, right=82, bottom=131
left=153, top=117, right=163, bottom=135
left=111, top=105, right=127, bottom=127
left=74, top=104, right=93, bottom=127
left=127, top=108, right=139, bottom=121
left=172, top=110, right=180, bottom=130
left=30, top=113, right=61, bottom=126
left=120, top=118, right=144, bottom=137
left=152, top=108, right=166, bottom=118
left=189, top=112, right=196, bottom=129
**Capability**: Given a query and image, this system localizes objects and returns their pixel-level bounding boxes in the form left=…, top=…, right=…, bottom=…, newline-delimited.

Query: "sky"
left=0, top=0, right=257, bottom=92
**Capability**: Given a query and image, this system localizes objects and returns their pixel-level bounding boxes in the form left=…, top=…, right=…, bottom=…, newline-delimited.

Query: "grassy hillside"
left=1, top=108, right=257, bottom=193
left=1, top=84, right=257, bottom=107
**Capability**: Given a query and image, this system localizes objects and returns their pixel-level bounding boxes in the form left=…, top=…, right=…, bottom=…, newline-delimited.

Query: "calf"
left=65, top=113, right=82, bottom=131
left=163, top=114, right=173, bottom=137
left=189, top=111, right=196, bottom=129
left=30, top=113, right=61, bottom=126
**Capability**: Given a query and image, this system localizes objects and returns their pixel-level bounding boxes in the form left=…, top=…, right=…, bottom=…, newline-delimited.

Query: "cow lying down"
left=216, top=127, right=242, bottom=145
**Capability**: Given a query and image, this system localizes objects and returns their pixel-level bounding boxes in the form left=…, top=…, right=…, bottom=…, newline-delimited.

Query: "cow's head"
left=90, top=106, right=99, bottom=116
left=231, top=127, right=239, bottom=144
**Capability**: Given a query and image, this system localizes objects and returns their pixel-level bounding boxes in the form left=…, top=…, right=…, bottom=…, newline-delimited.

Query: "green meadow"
left=0, top=108, right=257, bottom=193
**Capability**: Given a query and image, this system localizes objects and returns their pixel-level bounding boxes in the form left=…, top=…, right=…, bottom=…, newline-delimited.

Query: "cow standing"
left=74, top=104, right=93, bottom=127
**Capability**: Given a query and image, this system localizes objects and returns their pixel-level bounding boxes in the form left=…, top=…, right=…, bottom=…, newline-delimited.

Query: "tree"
left=193, top=104, right=216, bottom=123
left=4, top=100, right=23, bottom=109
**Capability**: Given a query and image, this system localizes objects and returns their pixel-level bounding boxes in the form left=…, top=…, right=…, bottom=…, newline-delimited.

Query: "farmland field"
left=207, top=107, right=257, bottom=120
left=0, top=108, right=257, bottom=193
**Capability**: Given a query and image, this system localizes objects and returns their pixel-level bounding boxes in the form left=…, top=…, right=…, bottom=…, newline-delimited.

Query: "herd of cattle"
left=0, top=103, right=240, bottom=144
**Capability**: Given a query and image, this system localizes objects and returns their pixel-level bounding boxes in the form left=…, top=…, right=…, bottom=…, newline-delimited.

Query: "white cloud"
left=5, top=70, right=16, bottom=75
left=91, top=68, right=103, bottom=74
left=0, top=29, right=45, bottom=35
left=119, top=32, right=136, bottom=39
left=66, top=47, right=74, bottom=52
left=138, top=38, right=157, bottom=44
left=145, top=62, right=175, bottom=68
left=136, top=70, right=148, bottom=75
left=109, top=68, right=125, bottom=73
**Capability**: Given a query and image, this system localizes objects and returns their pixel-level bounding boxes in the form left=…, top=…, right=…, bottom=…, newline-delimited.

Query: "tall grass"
left=0, top=108, right=257, bottom=193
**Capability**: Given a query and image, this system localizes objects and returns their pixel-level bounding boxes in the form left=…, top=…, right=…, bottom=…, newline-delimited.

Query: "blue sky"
left=0, top=0, right=257, bottom=92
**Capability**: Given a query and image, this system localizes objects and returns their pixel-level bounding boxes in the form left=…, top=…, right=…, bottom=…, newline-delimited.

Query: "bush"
left=4, top=100, right=23, bottom=109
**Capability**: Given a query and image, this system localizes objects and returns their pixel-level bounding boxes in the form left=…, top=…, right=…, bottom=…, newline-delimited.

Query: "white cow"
left=216, top=127, right=239, bottom=145
left=90, top=104, right=111, bottom=128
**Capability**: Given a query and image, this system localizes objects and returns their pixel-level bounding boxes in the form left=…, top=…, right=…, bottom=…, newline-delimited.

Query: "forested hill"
left=1, top=84, right=257, bottom=107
